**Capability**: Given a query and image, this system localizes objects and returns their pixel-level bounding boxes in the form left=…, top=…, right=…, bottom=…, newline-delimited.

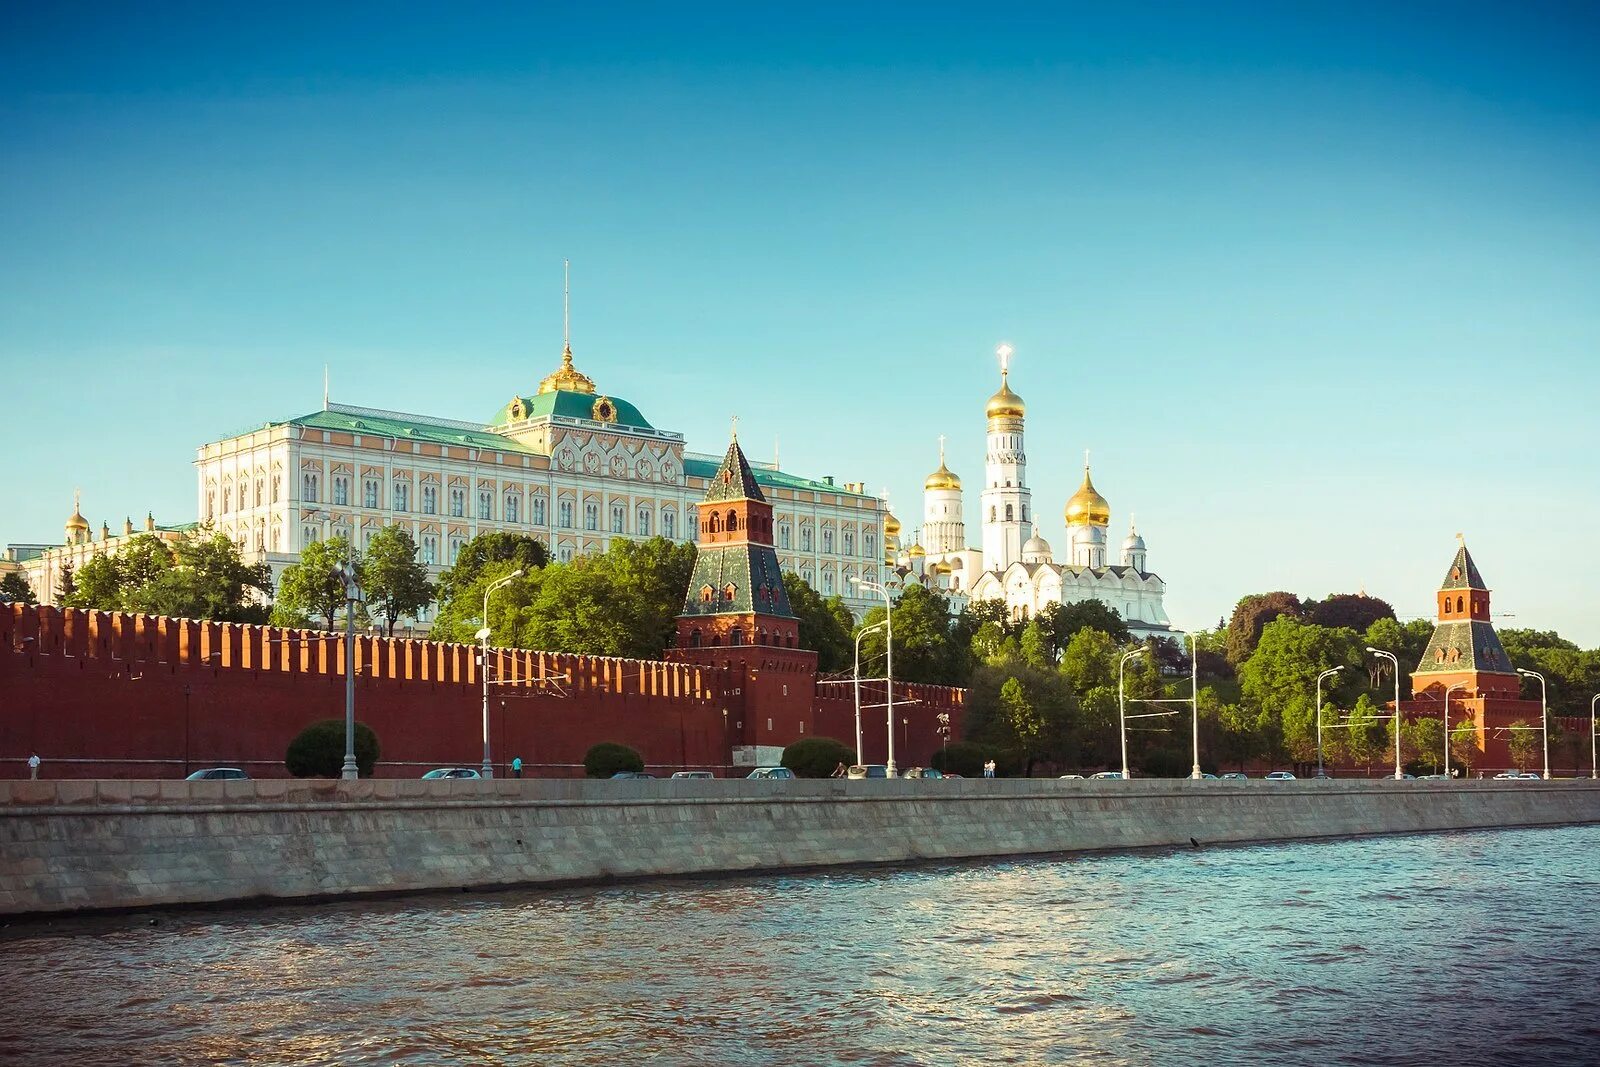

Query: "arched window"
left=730, top=627, right=744, bottom=646
left=727, top=509, right=738, bottom=531
left=701, top=585, right=714, bottom=604
left=637, top=507, right=651, bottom=536
left=1006, top=504, right=1014, bottom=522
left=710, top=513, right=722, bottom=533
left=723, top=583, right=737, bottom=602
left=1457, top=595, right=1465, bottom=613
left=691, top=629, right=702, bottom=647
left=662, top=509, right=675, bottom=539
left=990, top=507, right=997, bottom=521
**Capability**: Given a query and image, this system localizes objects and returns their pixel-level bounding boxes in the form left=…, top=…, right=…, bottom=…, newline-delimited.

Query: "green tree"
left=1502, top=629, right=1600, bottom=719
left=963, top=663, right=1077, bottom=775
left=116, top=534, right=178, bottom=595
left=1384, top=714, right=1417, bottom=773
left=362, top=525, right=435, bottom=636
left=1408, top=716, right=1446, bottom=775
left=136, top=528, right=272, bottom=623
left=64, top=553, right=123, bottom=610
left=584, top=742, right=644, bottom=778
left=1450, top=718, right=1483, bottom=777
left=1507, top=720, right=1539, bottom=772
left=284, top=719, right=380, bottom=778
left=1019, top=620, right=1054, bottom=669
left=0, top=571, right=35, bottom=604
left=1345, top=694, right=1386, bottom=772
left=1306, top=593, right=1396, bottom=633
left=1362, top=617, right=1434, bottom=698
left=781, top=737, right=854, bottom=778
left=1225, top=591, right=1304, bottom=665
left=1238, top=617, right=1364, bottom=770
left=275, top=537, right=362, bottom=629
left=783, top=572, right=855, bottom=673
left=434, top=531, right=549, bottom=608
left=55, top=561, right=75, bottom=604
left=515, top=537, right=696, bottom=658
left=859, top=584, right=961, bottom=686
left=931, top=740, right=996, bottom=778
left=1059, top=627, right=1122, bottom=694
left=1038, top=598, right=1130, bottom=648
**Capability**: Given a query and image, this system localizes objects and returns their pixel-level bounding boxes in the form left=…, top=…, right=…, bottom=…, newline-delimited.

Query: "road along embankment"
left=4, top=777, right=1599, bottom=916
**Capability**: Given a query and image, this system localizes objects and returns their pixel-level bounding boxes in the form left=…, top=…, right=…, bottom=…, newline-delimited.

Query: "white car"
left=1492, top=771, right=1523, bottom=780
left=1058, top=774, right=1085, bottom=780
left=1090, top=771, right=1124, bottom=780
left=670, top=770, right=714, bottom=779
left=746, top=767, right=795, bottom=780
left=1264, top=771, right=1297, bottom=780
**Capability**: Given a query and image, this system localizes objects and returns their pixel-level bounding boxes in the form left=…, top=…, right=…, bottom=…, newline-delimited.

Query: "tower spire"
left=562, top=258, right=571, bottom=355
left=323, top=364, right=329, bottom=410
left=996, top=342, right=1013, bottom=382
left=938, top=433, right=946, bottom=464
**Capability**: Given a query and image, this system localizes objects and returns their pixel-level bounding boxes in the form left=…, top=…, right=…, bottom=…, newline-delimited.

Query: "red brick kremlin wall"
left=0, top=605, right=964, bottom=780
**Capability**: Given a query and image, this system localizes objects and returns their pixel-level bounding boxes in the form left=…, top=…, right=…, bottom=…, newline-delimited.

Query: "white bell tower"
left=980, top=344, right=1033, bottom=572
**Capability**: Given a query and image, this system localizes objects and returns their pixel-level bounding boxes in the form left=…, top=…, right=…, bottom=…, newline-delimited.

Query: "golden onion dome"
left=65, top=490, right=89, bottom=532
left=883, top=511, right=902, bottom=536
left=1064, top=464, right=1111, bottom=527
left=924, top=461, right=962, bottom=492
left=908, top=543, right=926, bottom=558
left=931, top=560, right=953, bottom=575
left=985, top=373, right=1026, bottom=421
left=537, top=343, right=596, bottom=395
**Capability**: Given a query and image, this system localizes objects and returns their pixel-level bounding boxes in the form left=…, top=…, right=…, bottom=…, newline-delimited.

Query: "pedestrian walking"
left=27, top=753, right=40, bottom=780
left=512, top=756, right=523, bottom=779
left=830, top=761, right=847, bottom=778
left=983, top=759, right=995, bottom=779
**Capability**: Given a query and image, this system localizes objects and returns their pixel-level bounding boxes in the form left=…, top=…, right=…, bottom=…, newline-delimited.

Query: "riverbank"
left=4, top=777, right=1599, bottom=917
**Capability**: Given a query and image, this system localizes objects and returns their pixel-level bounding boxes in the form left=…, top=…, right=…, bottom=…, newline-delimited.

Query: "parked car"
left=609, top=771, right=656, bottom=779
left=421, top=767, right=481, bottom=779
left=1517, top=772, right=1542, bottom=779
left=847, top=764, right=889, bottom=779
left=1222, top=772, right=1249, bottom=780
left=670, top=770, right=714, bottom=779
left=1264, top=771, right=1297, bottom=781
left=1090, top=771, right=1124, bottom=780
left=1417, top=774, right=1449, bottom=780
left=1198, top=773, right=1219, bottom=780
left=1058, top=774, right=1085, bottom=780
left=902, top=767, right=943, bottom=779
left=746, top=767, right=795, bottom=780
left=1492, top=771, right=1521, bottom=780
left=185, top=767, right=249, bottom=781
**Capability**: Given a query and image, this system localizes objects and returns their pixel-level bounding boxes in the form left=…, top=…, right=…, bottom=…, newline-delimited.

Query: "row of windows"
left=988, top=504, right=1030, bottom=523
left=213, top=475, right=281, bottom=517
left=1442, top=595, right=1478, bottom=616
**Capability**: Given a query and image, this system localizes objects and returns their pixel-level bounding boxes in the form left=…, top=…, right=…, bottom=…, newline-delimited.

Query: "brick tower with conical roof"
left=673, top=433, right=818, bottom=769
left=1403, top=539, right=1547, bottom=774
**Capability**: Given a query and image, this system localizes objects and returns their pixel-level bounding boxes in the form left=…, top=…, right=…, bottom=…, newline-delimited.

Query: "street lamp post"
left=334, top=562, right=363, bottom=780
left=1442, top=682, right=1467, bottom=780
left=854, top=579, right=896, bottom=775
left=853, top=620, right=888, bottom=766
left=477, top=569, right=524, bottom=779
left=1366, top=646, right=1403, bottom=780
left=1170, top=629, right=1202, bottom=779
left=1590, top=694, right=1599, bottom=781
left=1316, top=666, right=1344, bottom=780
left=937, top=712, right=951, bottom=769
left=1118, top=647, right=1147, bottom=780
left=1516, top=668, right=1550, bottom=780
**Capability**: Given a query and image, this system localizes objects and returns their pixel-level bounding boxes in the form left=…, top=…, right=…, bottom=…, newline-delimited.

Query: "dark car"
left=185, top=767, right=249, bottom=781
left=610, top=771, right=657, bottom=779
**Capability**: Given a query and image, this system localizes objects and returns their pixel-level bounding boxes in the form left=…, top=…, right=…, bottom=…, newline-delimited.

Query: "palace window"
left=801, top=526, right=813, bottom=552
left=822, top=529, right=834, bottom=554
left=254, top=478, right=264, bottom=507
left=532, top=495, right=546, bottom=526
left=302, top=474, right=318, bottom=503
left=302, top=525, right=317, bottom=545
left=238, top=482, right=247, bottom=511
left=333, top=477, right=349, bottom=507
left=584, top=503, right=598, bottom=531
left=478, top=490, right=493, bottom=520
left=779, top=523, right=791, bottom=550
left=558, top=545, right=574, bottom=563
left=822, top=570, right=834, bottom=595
left=394, top=482, right=409, bottom=513
left=637, top=507, right=651, bottom=536
left=1022, top=504, right=1029, bottom=522
left=363, top=527, right=375, bottom=549
left=449, top=537, right=463, bottom=564
left=272, top=475, right=280, bottom=503
left=662, top=508, right=675, bottom=539
left=558, top=500, right=573, bottom=528
left=843, top=531, right=854, bottom=556
left=505, top=493, right=520, bottom=523
left=865, top=533, right=876, bottom=559
left=421, top=535, right=437, bottom=565
left=363, top=479, right=378, bottom=509
left=611, top=503, right=625, bottom=534
left=449, top=488, right=465, bottom=518
left=421, top=485, right=437, bottom=515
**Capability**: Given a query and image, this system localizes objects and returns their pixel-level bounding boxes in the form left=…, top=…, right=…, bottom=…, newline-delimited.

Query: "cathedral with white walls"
left=884, top=346, right=1172, bottom=639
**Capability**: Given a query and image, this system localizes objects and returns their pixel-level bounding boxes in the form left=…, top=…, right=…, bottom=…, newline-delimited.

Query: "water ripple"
left=1, top=825, right=1598, bottom=1065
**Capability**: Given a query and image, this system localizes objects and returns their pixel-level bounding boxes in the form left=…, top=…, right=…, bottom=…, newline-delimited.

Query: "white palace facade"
left=184, top=343, right=888, bottom=624
left=885, top=346, right=1173, bottom=640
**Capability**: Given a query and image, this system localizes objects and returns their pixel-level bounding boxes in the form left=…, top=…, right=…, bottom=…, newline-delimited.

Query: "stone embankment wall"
left=3, top=778, right=1598, bottom=916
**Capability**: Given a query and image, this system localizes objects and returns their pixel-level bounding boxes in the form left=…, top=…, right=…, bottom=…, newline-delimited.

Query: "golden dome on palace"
left=985, top=375, right=1026, bottom=421
left=65, top=491, right=89, bottom=531
left=884, top=511, right=902, bottom=536
left=537, top=344, right=596, bottom=395
left=924, top=461, right=962, bottom=492
left=1065, top=466, right=1111, bottom=527
left=908, top=543, right=926, bottom=558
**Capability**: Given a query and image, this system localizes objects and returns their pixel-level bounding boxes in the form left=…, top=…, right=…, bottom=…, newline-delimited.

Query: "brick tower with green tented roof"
left=1402, top=538, right=1550, bottom=774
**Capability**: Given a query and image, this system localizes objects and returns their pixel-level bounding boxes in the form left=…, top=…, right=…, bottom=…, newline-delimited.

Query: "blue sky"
left=3, top=2, right=1597, bottom=645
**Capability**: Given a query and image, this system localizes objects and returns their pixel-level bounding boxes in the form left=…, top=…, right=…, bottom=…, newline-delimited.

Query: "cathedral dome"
left=884, top=511, right=902, bottom=537
left=1022, top=533, right=1052, bottom=563
left=1065, top=465, right=1111, bottom=527
left=985, top=377, right=1026, bottom=421
left=1123, top=525, right=1146, bottom=551
left=908, top=543, right=926, bottom=559
left=931, top=560, right=952, bottom=575
left=924, top=461, right=962, bottom=492
left=65, top=492, right=88, bottom=533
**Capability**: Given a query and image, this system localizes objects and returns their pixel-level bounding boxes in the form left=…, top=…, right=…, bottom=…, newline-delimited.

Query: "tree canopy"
left=362, top=525, right=435, bottom=636
left=783, top=572, right=855, bottom=674
left=273, top=537, right=362, bottom=629
left=1225, top=591, right=1304, bottom=665
left=62, top=529, right=270, bottom=623
left=0, top=571, right=34, bottom=604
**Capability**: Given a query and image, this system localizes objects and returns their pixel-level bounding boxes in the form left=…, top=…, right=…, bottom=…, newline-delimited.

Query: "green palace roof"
left=280, top=407, right=536, bottom=453
left=490, top=389, right=655, bottom=432
left=681, top=456, right=872, bottom=498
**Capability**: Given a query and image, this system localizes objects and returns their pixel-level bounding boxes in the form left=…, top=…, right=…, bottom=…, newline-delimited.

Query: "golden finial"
left=536, top=259, right=596, bottom=395
left=731, top=414, right=739, bottom=441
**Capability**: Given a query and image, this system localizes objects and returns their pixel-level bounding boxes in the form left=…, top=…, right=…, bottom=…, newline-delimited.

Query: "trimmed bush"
left=285, top=719, right=380, bottom=778
left=584, top=742, right=644, bottom=778
left=931, top=740, right=993, bottom=778
left=781, top=736, right=854, bottom=779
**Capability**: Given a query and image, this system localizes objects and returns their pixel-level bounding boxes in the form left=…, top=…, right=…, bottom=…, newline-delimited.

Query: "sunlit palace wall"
left=0, top=605, right=963, bottom=780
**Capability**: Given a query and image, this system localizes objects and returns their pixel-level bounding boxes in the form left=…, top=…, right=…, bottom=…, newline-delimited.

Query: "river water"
left=3, top=825, right=1599, bottom=1066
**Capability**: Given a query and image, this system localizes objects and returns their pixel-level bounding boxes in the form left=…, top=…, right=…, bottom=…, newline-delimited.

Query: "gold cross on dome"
left=730, top=414, right=739, bottom=441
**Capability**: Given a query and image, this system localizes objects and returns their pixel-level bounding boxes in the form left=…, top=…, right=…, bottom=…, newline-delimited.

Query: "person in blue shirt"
left=511, top=756, right=523, bottom=778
